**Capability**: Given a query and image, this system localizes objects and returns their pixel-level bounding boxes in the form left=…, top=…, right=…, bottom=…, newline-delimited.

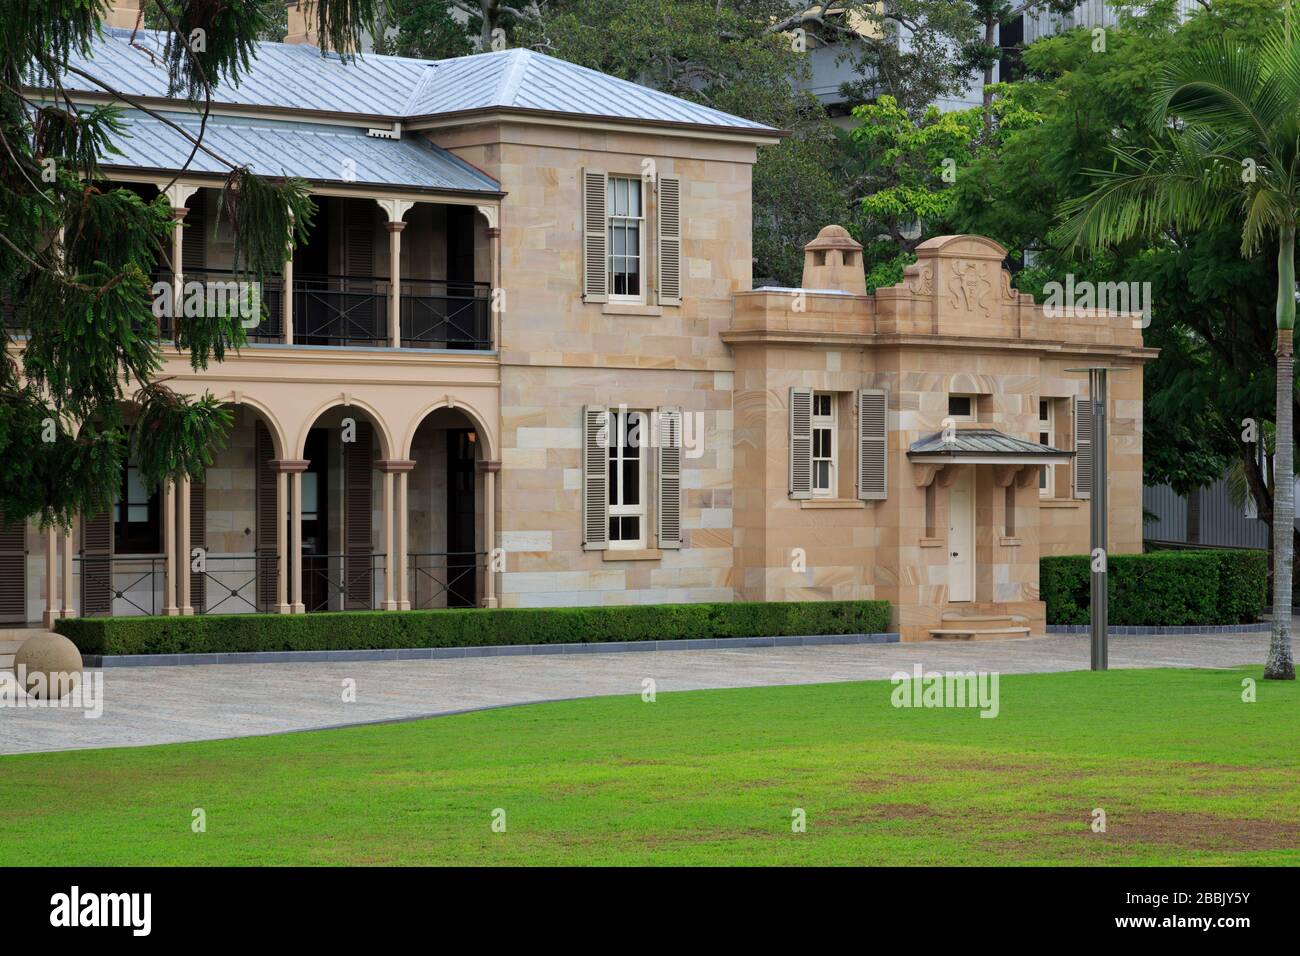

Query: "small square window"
left=947, top=395, right=973, bottom=419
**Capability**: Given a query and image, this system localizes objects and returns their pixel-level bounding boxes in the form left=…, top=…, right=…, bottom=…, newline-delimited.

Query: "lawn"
left=1, top=666, right=1297, bottom=865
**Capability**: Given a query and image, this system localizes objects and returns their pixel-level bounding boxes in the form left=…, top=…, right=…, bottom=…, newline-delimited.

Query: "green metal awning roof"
left=907, top=428, right=1072, bottom=465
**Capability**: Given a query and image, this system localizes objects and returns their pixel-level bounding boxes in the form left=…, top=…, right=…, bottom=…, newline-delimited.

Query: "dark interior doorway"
left=301, top=428, right=330, bottom=612
left=446, top=428, right=477, bottom=607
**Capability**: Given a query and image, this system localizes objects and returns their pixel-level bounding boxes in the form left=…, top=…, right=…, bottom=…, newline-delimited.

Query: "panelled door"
left=948, top=468, right=975, bottom=602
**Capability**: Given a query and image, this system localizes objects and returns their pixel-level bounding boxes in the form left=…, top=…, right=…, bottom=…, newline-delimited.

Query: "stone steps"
left=929, top=626, right=1032, bottom=641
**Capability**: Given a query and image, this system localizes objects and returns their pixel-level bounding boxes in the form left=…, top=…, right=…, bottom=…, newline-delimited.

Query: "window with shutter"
left=582, top=169, right=608, bottom=302
left=189, top=479, right=206, bottom=613
left=81, top=508, right=113, bottom=616
left=857, top=389, right=888, bottom=500
left=657, top=407, right=682, bottom=549
left=0, top=510, right=26, bottom=623
left=255, top=421, right=278, bottom=611
left=1073, top=396, right=1093, bottom=499
left=344, top=421, right=374, bottom=610
left=346, top=216, right=376, bottom=342
left=789, top=387, right=813, bottom=500
left=657, top=177, right=681, bottom=306
left=582, top=405, right=609, bottom=549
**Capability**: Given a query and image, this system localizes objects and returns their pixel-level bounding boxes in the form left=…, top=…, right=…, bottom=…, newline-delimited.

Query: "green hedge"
left=1041, top=550, right=1267, bottom=626
left=54, top=600, right=893, bottom=657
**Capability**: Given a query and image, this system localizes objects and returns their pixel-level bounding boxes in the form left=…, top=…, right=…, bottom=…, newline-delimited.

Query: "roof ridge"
left=494, top=47, right=532, bottom=108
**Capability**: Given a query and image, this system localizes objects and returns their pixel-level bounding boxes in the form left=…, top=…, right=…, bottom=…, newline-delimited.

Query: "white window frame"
left=608, top=408, right=648, bottom=549
left=947, top=394, right=976, bottom=422
left=812, top=392, right=836, bottom=499
left=1039, top=399, right=1055, bottom=498
left=607, top=175, right=646, bottom=303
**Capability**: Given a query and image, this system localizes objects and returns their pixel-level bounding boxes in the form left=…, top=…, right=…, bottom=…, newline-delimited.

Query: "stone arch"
left=295, top=395, right=394, bottom=460
left=401, top=397, right=496, bottom=460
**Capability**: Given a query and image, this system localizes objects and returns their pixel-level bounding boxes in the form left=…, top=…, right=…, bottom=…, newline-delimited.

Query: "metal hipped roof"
left=47, top=29, right=777, bottom=134
left=98, top=110, right=501, bottom=194
left=907, top=429, right=1073, bottom=465
left=403, top=48, right=776, bottom=131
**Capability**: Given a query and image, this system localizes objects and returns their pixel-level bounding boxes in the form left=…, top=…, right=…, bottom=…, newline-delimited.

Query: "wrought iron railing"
left=302, top=552, right=386, bottom=613
left=410, top=551, right=485, bottom=609
left=76, top=555, right=165, bottom=617
left=194, top=554, right=263, bottom=615
left=400, top=281, right=491, bottom=350
left=292, top=274, right=387, bottom=346
left=156, top=268, right=284, bottom=343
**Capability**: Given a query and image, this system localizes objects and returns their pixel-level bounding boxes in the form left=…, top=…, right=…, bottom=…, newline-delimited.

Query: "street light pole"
left=1067, top=365, right=1130, bottom=671
left=1089, top=368, right=1109, bottom=672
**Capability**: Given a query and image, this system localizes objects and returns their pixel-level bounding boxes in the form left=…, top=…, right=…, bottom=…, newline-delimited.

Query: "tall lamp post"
left=1065, top=366, right=1130, bottom=671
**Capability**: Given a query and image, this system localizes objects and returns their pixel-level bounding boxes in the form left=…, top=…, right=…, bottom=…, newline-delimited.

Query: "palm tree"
left=1059, top=11, right=1298, bottom=679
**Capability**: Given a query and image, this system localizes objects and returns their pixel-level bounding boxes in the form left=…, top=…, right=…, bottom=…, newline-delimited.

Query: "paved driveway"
left=0, top=631, right=1272, bottom=755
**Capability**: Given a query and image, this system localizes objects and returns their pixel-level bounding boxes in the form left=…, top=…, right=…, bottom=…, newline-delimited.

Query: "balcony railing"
left=401, top=280, right=491, bottom=350
left=293, top=274, right=387, bottom=346
left=7, top=273, right=493, bottom=350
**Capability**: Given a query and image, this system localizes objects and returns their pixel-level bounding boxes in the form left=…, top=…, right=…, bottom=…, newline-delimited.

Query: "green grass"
left=2, top=667, right=1298, bottom=865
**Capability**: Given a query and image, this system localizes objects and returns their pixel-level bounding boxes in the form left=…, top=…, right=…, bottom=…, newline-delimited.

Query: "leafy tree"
left=1058, top=5, right=1300, bottom=679
left=0, top=1, right=373, bottom=527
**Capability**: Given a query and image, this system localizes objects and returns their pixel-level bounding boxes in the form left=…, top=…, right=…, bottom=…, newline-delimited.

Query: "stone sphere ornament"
left=14, top=632, right=85, bottom=700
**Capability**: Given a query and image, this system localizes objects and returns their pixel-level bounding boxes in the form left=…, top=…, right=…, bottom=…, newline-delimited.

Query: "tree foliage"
left=0, top=1, right=365, bottom=526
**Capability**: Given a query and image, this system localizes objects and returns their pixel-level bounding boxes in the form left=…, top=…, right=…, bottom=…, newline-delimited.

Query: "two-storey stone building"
left=1, top=6, right=1153, bottom=641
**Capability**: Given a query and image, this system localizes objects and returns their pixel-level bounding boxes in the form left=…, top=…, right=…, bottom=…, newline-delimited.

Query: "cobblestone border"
left=1046, top=623, right=1270, bottom=636
left=81, top=631, right=901, bottom=668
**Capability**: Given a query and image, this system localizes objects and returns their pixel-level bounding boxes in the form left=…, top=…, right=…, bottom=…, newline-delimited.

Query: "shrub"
left=55, top=600, right=893, bottom=657
left=1041, top=549, right=1266, bottom=626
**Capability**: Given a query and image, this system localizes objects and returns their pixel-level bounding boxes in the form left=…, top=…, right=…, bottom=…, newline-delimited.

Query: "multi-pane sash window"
left=608, top=176, right=644, bottom=300
left=114, top=457, right=161, bottom=554
left=608, top=409, right=647, bottom=547
left=1038, top=399, right=1054, bottom=497
left=812, top=392, right=835, bottom=498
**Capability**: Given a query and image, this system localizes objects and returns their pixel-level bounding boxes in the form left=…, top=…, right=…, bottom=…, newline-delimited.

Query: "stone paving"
left=0, top=629, right=1273, bottom=756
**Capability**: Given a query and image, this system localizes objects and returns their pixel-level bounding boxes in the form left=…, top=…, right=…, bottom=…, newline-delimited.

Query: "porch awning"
left=907, top=428, right=1072, bottom=465
left=94, top=109, right=503, bottom=196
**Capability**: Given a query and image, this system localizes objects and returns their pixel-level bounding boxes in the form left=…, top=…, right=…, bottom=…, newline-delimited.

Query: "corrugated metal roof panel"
left=42, top=29, right=775, bottom=132
left=98, top=110, right=501, bottom=193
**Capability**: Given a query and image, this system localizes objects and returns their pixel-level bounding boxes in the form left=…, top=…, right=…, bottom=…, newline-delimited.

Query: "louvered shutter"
left=80, top=508, right=113, bottom=616
left=189, top=479, right=206, bottom=612
left=582, top=168, right=608, bottom=302
left=182, top=195, right=206, bottom=272
left=789, top=387, right=813, bottom=500
left=344, top=421, right=373, bottom=609
left=582, top=405, right=608, bottom=549
left=857, top=389, right=888, bottom=500
left=1073, top=396, right=1092, bottom=500
left=657, top=177, right=681, bottom=306
left=346, top=214, right=376, bottom=341
left=0, top=509, right=26, bottom=623
left=255, top=421, right=279, bottom=610
left=657, top=407, right=682, bottom=549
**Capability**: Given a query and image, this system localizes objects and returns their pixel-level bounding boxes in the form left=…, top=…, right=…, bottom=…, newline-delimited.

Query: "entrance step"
left=929, top=626, right=1031, bottom=641
left=941, top=613, right=1016, bottom=624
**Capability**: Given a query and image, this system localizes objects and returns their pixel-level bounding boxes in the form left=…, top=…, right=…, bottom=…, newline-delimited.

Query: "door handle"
left=951, top=552, right=959, bottom=557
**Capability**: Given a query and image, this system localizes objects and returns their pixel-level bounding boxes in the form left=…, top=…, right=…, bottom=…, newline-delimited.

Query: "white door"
left=948, top=468, right=974, bottom=602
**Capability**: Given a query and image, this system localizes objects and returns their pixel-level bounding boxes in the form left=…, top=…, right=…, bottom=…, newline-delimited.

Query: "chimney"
left=104, top=1, right=142, bottom=29
left=801, top=225, right=866, bottom=295
left=284, top=0, right=319, bottom=46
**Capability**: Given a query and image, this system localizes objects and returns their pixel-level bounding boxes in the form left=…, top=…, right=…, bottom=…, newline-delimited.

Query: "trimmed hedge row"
left=1041, top=549, right=1267, bottom=627
left=55, top=600, right=893, bottom=657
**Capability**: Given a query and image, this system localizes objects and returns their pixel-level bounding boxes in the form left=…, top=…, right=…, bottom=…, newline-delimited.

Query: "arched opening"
left=408, top=406, right=485, bottom=608
left=299, top=404, right=387, bottom=612
left=190, top=402, right=286, bottom=615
